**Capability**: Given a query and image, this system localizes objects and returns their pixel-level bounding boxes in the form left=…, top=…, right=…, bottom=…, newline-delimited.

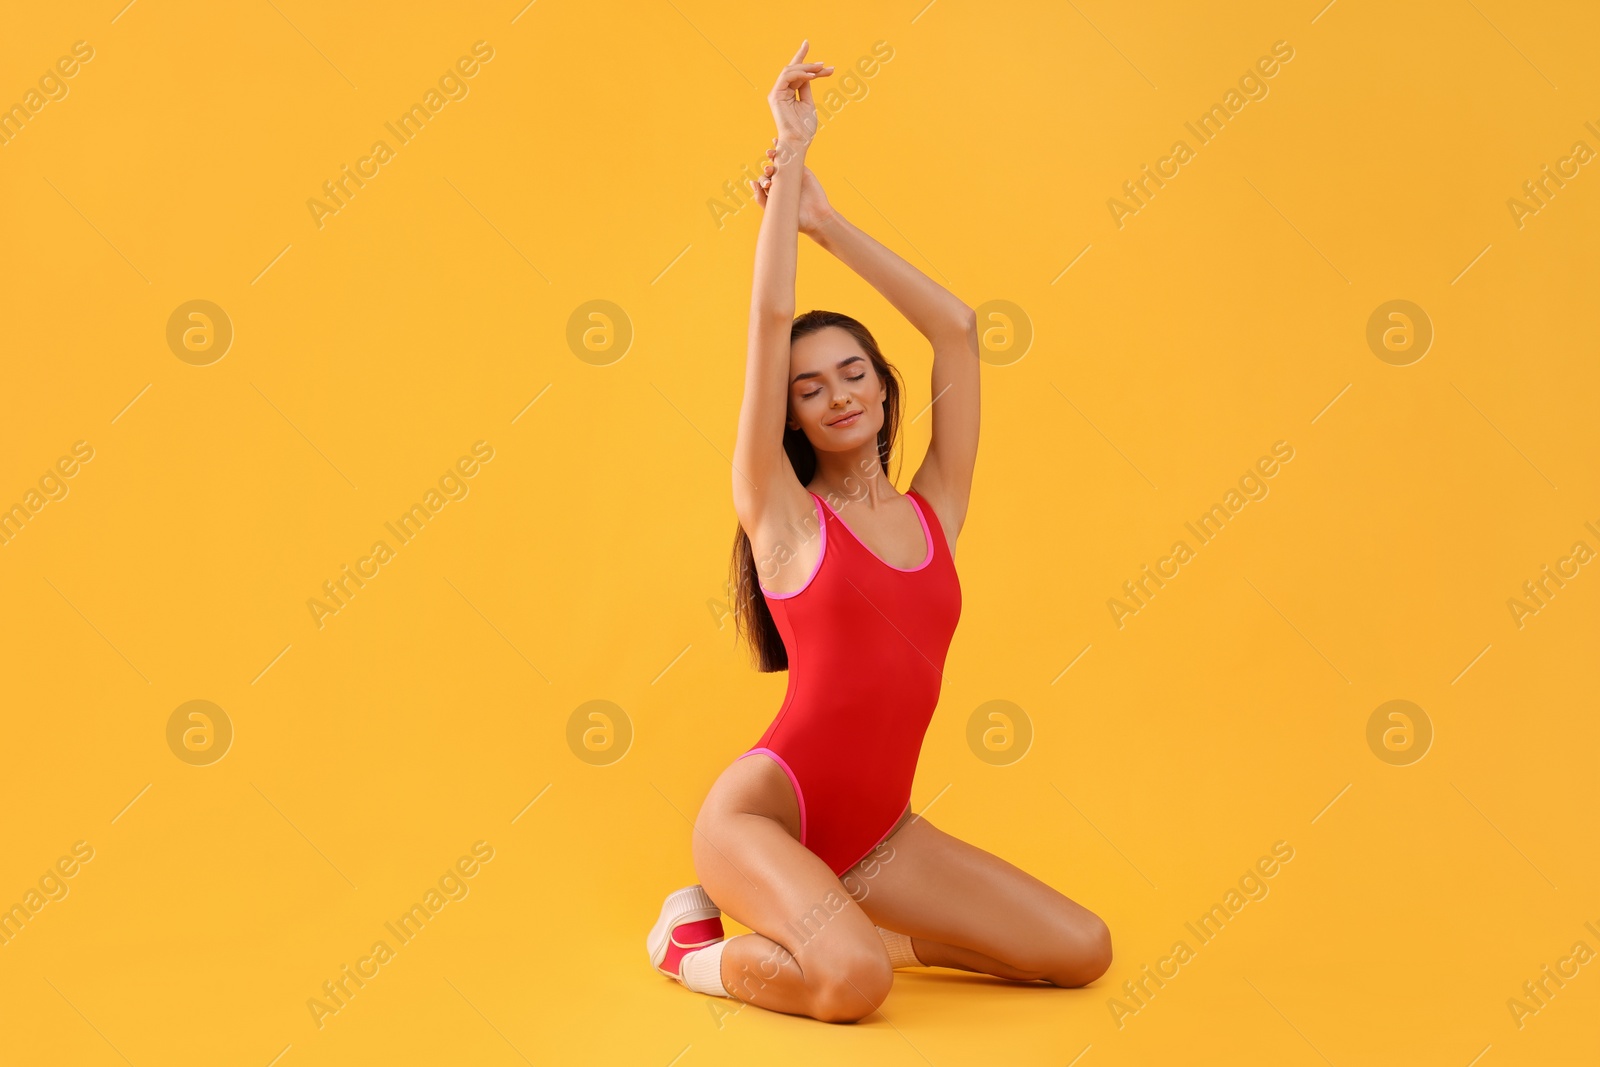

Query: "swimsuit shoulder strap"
left=906, top=488, right=948, bottom=555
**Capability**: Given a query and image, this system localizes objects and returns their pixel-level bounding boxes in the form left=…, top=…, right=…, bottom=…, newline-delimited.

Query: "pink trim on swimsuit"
left=816, top=490, right=933, bottom=572
left=758, top=493, right=827, bottom=600
left=736, top=746, right=808, bottom=844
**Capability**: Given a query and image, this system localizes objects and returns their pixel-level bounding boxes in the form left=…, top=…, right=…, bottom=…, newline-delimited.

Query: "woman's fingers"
left=778, top=66, right=831, bottom=89
left=790, top=39, right=809, bottom=64
left=772, top=61, right=833, bottom=95
left=778, top=71, right=828, bottom=105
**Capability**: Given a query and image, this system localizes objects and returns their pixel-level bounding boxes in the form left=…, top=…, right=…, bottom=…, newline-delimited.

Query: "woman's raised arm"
left=730, top=41, right=833, bottom=528
left=806, top=186, right=979, bottom=539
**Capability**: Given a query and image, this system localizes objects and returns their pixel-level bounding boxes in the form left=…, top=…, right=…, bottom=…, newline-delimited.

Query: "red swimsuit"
left=739, top=488, right=962, bottom=877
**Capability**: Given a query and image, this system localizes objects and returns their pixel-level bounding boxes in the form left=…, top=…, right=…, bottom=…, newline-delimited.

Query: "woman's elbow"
left=754, top=303, right=796, bottom=325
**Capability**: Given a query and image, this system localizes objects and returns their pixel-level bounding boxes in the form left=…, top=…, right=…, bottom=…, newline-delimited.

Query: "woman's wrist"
left=774, top=138, right=811, bottom=162
left=807, top=207, right=844, bottom=244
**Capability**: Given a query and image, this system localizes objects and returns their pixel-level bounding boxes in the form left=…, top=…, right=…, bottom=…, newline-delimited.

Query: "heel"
left=647, top=884, right=726, bottom=978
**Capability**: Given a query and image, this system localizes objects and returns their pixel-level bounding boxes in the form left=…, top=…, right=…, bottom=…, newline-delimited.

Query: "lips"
left=828, top=411, right=862, bottom=428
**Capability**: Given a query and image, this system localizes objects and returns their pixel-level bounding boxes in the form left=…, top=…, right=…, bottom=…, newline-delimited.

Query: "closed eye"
left=802, top=372, right=866, bottom=400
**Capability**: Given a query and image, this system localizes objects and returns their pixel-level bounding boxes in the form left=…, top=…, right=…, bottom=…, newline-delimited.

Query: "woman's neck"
left=809, top=455, right=896, bottom=510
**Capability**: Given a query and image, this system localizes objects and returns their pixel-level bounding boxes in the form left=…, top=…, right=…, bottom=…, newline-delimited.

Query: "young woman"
left=646, top=40, right=1112, bottom=1022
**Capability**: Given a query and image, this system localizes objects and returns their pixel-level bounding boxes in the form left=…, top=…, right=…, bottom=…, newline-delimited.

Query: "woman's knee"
left=1042, top=913, right=1112, bottom=987
left=805, top=943, right=894, bottom=1022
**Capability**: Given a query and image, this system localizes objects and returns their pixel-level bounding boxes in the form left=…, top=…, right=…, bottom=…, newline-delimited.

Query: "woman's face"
left=785, top=326, right=886, bottom=447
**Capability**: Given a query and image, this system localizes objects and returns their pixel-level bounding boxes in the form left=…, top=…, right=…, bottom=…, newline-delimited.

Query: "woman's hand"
left=750, top=144, right=835, bottom=237
left=767, top=39, right=832, bottom=148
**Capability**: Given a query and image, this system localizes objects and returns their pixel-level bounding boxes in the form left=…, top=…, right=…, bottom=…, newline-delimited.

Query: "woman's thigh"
left=847, top=813, right=1113, bottom=987
left=691, top=753, right=892, bottom=1019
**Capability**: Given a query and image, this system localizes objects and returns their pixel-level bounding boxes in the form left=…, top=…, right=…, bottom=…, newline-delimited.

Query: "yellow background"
left=2, top=1, right=1596, bottom=1064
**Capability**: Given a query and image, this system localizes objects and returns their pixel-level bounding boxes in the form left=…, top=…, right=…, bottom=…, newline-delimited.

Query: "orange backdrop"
left=1, top=1, right=1595, bottom=1064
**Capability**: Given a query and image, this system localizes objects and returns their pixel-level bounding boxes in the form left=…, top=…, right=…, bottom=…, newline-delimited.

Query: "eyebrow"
left=791, top=354, right=865, bottom=385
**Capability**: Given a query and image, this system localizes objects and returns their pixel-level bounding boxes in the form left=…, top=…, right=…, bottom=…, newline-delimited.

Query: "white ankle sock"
left=877, top=926, right=923, bottom=969
left=679, top=937, right=732, bottom=996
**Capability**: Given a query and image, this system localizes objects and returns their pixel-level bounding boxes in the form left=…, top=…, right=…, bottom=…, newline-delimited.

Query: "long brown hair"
left=728, top=310, right=905, bottom=672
